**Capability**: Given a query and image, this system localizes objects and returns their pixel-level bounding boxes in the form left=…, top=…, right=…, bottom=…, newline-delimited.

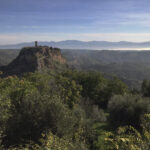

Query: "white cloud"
left=116, top=13, right=150, bottom=27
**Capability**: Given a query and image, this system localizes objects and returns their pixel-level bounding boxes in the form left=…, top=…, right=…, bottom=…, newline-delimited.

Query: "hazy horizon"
left=2, top=39, right=150, bottom=46
left=1, top=40, right=150, bottom=51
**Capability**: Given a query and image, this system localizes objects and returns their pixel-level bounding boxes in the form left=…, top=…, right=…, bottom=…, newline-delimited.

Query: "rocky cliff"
left=0, top=46, right=67, bottom=76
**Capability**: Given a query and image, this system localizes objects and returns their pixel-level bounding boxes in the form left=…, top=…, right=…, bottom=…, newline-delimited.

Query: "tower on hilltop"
left=35, top=41, right=38, bottom=47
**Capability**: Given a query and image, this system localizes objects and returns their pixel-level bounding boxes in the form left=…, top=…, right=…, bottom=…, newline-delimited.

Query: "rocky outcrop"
left=0, top=46, right=67, bottom=76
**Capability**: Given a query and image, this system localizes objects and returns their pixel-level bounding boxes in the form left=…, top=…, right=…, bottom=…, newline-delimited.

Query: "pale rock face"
left=0, top=46, right=67, bottom=76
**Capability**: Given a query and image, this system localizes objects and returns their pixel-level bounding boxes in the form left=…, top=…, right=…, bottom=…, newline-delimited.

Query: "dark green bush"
left=108, top=95, right=150, bottom=128
left=62, top=71, right=128, bottom=109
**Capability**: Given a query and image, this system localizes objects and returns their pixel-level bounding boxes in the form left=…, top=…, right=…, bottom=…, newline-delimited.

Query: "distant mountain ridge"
left=1, top=40, right=150, bottom=50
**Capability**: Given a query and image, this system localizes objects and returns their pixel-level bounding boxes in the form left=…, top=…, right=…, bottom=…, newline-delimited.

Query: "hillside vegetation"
left=0, top=48, right=150, bottom=149
left=62, top=49, right=150, bottom=88
left=0, top=70, right=149, bottom=149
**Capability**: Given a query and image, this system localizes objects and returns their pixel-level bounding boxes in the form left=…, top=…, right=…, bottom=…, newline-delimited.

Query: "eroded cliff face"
left=0, top=46, right=67, bottom=76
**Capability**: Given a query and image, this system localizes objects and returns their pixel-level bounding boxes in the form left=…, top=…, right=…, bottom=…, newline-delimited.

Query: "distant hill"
left=0, top=46, right=66, bottom=76
left=0, top=49, right=20, bottom=66
left=1, top=48, right=150, bottom=88
left=62, top=49, right=150, bottom=64
left=62, top=49, right=150, bottom=88
left=1, top=40, right=150, bottom=50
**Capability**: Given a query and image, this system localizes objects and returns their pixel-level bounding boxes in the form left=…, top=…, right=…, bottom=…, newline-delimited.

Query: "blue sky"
left=0, top=0, right=150, bottom=44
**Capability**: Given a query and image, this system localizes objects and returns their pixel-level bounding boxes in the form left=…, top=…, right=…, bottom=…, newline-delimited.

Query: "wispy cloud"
left=117, top=13, right=150, bottom=27
left=1, top=0, right=150, bottom=43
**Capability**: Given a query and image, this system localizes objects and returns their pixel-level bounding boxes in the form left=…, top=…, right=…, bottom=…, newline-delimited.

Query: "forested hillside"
left=0, top=70, right=150, bottom=149
left=62, top=49, right=150, bottom=88
left=0, top=48, right=150, bottom=149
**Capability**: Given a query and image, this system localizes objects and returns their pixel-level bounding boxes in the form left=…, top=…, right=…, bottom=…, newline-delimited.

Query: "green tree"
left=141, top=79, right=150, bottom=97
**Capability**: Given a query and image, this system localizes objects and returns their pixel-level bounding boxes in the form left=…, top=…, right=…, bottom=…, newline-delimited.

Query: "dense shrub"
left=62, top=71, right=128, bottom=109
left=104, top=114, right=150, bottom=150
left=80, top=100, right=107, bottom=123
left=0, top=72, right=97, bottom=149
left=108, top=95, right=150, bottom=128
left=141, top=79, right=150, bottom=97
